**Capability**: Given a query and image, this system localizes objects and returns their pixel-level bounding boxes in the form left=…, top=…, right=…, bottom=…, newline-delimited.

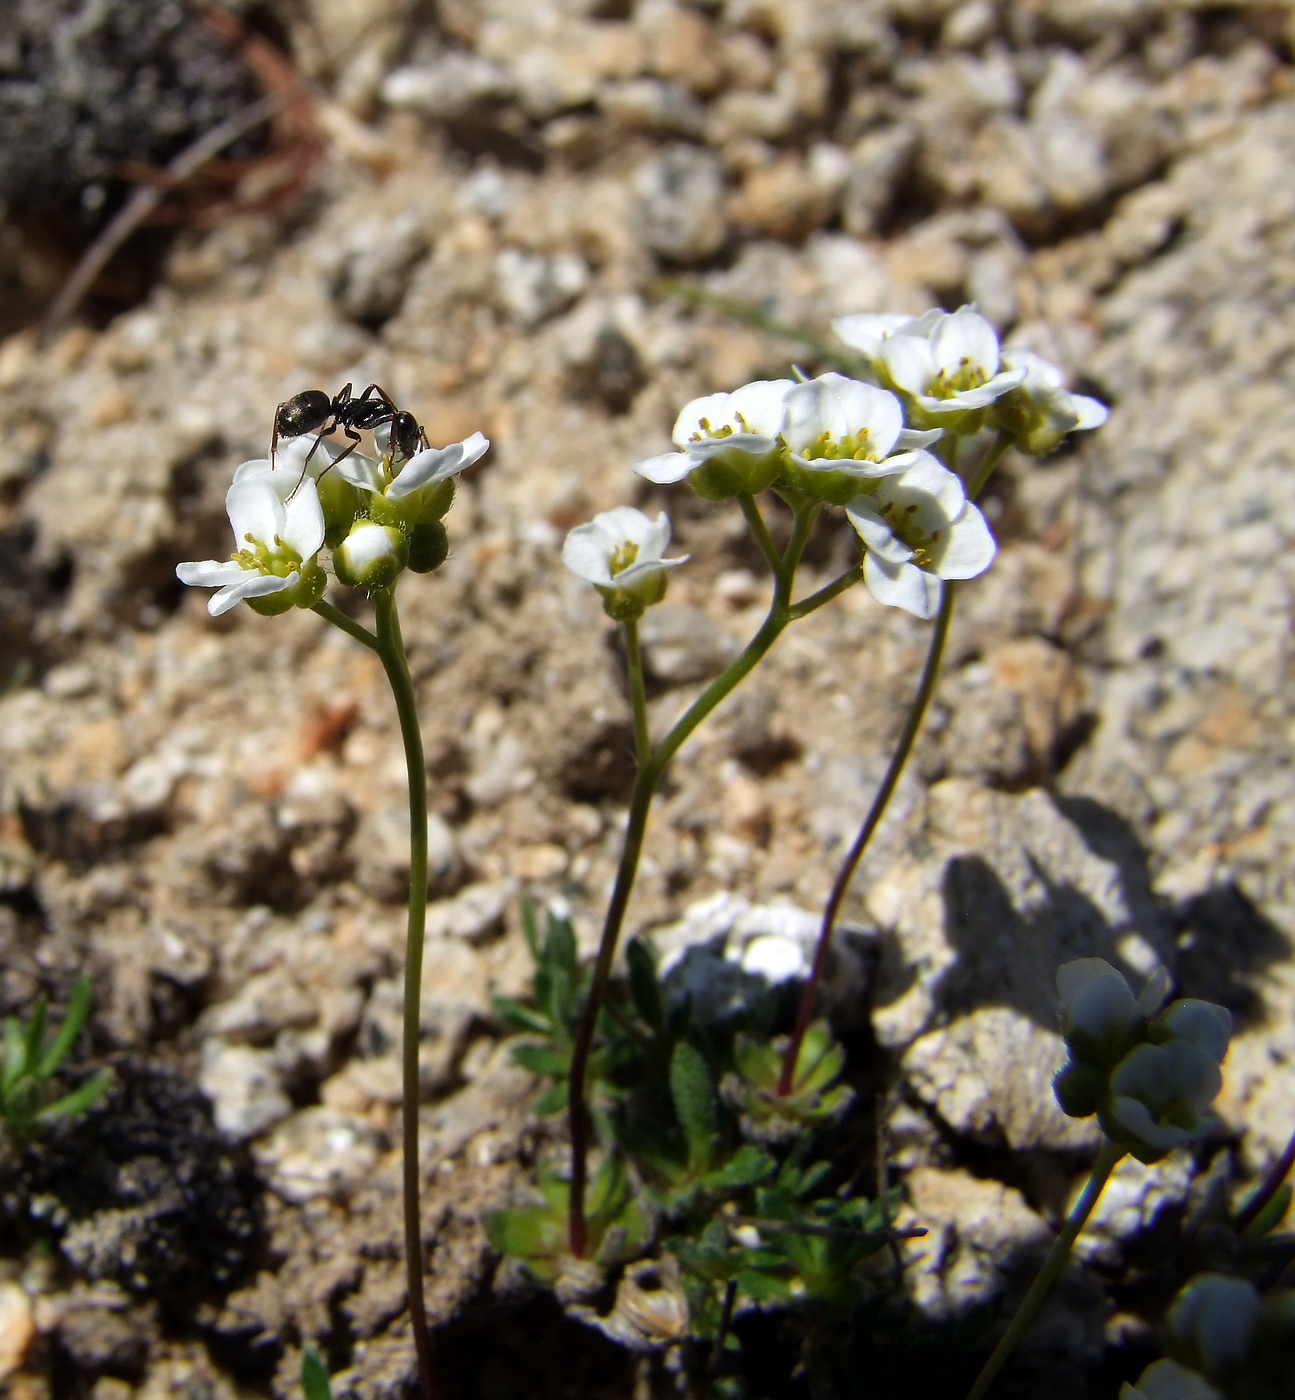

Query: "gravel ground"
left=1, top=1, right=1294, bottom=1396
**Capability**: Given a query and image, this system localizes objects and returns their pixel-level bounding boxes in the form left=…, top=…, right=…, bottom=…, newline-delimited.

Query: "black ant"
left=272, top=383, right=429, bottom=486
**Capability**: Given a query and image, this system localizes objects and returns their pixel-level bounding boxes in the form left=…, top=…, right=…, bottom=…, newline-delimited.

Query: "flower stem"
left=965, top=1140, right=1125, bottom=1400
left=787, top=564, right=863, bottom=621
left=372, top=588, right=438, bottom=1400
left=567, top=498, right=819, bottom=1255
left=1234, top=1124, right=1295, bottom=1233
left=623, top=616, right=651, bottom=770
left=314, top=598, right=380, bottom=651
left=778, top=579, right=957, bottom=1097
left=738, top=491, right=785, bottom=579
left=966, top=429, right=1013, bottom=502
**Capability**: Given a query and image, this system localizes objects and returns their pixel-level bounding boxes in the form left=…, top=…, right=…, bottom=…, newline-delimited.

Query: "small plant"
left=0, top=973, right=111, bottom=1143
left=487, top=907, right=919, bottom=1386
left=173, top=308, right=1126, bottom=1395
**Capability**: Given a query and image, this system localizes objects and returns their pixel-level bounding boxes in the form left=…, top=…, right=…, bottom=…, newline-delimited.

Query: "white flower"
left=781, top=372, right=941, bottom=503
left=835, top=306, right=1026, bottom=426
left=177, top=475, right=326, bottom=617
left=993, top=346, right=1109, bottom=454
left=333, top=522, right=408, bottom=590
left=832, top=309, right=940, bottom=364
left=844, top=452, right=995, bottom=618
left=562, top=506, right=688, bottom=620
left=334, top=431, right=490, bottom=510
left=633, top=380, right=793, bottom=499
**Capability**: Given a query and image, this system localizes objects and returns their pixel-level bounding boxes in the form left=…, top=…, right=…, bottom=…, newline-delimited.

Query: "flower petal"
left=177, top=560, right=246, bottom=588
left=562, top=522, right=616, bottom=585
left=615, top=554, right=689, bottom=587
left=1073, top=394, right=1109, bottom=430
left=932, top=306, right=1001, bottom=379
left=936, top=504, right=996, bottom=580
left=387, top=431, right=490, bottom=499
left=279, top=478, right=326, bottom=559
left=632, top=451, right=696, bottom=484
left=726, top=379, right=794, bottom=437
left=845, top=497, right=909, bottom=562
left=864, top=553, right=942, bottom=618
left=209, top=571, right=294, bottom=617
left=879, top=333, right=936, bottom=398
left=226, top=478, right=286, bottom=546
left=832, top=312, right=914, bottom=356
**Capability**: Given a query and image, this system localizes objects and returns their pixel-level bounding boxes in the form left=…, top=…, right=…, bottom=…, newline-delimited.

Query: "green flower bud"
left=407, top=520, right=449, bottom=574
left=333, top=522, right=408, bottom=591
left=316, top=470, right=363, bottom=548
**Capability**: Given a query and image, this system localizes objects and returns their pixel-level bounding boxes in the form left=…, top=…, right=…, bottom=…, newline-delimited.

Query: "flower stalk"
left=371, top=588, right=439, bottom=1400
left=777, top=427, right=1013, bottom=1096
left=567, top=497, right=821, bottom=1255
left=779, top=579, right=957, bottom=1096
left=965, top=1139, right=1126, bottom=1400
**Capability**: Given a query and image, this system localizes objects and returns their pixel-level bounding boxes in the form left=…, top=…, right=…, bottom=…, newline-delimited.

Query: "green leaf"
left=534, top=1082, right=568, bottom=1115
left=3, top=1016, right=28, bottom=1095
left=37, top=974, right=93, bottom=1081
left=670, top=1040, right=719, bottom=1173
left=491, top=996, right=553, bottom=1036
left=38, top=1069, right=113, bottom=1125
left=23, top=997, right=48, bottom=1080
left=510, top=1042, right=570, bottom=1077
left=521, top=898, right=541, bottom=961
left=485, top=1204, right=562, bottom=1261
left=301, top=1347, right=333, bottom=1400
left=626, top=938, right=664, bottom=1035
left=545, top=911, right=577, bottom=979
left=701, top=1144, right=776, bottom=1193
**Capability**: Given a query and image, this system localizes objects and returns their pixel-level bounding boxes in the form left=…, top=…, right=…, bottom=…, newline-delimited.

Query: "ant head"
left=392, top=411, right=424, bottom=460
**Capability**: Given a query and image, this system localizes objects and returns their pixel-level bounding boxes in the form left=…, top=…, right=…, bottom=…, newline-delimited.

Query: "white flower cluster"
left=177, top=419, right=489, bottom=615
left=565, top=305, right=1105, bottom=620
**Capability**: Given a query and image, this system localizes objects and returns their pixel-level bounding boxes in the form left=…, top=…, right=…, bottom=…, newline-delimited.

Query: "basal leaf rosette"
left=778, top=372, right=941, bottom=505
left=834, top=306, right=1026, bottom=434
left=844, top=451, right=996, bottom=619
left=563, top=506, right=689, bottom=621
left=991, top=347, right=1109, bottom=456
left=177, top=474, right=326, bottom=617
left=720, top=1021, right=854, bottom=1146
left=1051, top=958, right=1232, bottom=1165
left=633, top=380, right=793, bottom=501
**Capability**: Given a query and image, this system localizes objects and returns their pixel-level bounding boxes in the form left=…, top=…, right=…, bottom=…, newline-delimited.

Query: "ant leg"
left=324, top=425, right=365, bottom=476
left=357, top=383, right=397, bottom=410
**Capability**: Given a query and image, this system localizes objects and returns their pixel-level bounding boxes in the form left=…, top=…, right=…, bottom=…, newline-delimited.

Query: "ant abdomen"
left=276, top=389, right=333, bottom=441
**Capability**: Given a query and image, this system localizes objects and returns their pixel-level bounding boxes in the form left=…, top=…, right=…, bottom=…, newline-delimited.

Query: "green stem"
left=965, top=1141, right=1125, bottom=1400
left=787, top=564, right=863, bottom=621
left=966, top=429, right=1013, bottom=502
left=567, top=499, right=819, bottom=1255
left=738, top=492, right=785, bottom=579
left=372, top=589, right=439, bottom=1400
left=778, top=579, right=957, bottom=1097
left=1234, top=1125, right=1295, bottom=1233
left=313, top=598, right=380, bottom=651
left=623, top=616, right=651, bottom=771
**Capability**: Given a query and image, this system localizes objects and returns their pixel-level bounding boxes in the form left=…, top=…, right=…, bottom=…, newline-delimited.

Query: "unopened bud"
left=334, top=522, right=408, bottom=590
